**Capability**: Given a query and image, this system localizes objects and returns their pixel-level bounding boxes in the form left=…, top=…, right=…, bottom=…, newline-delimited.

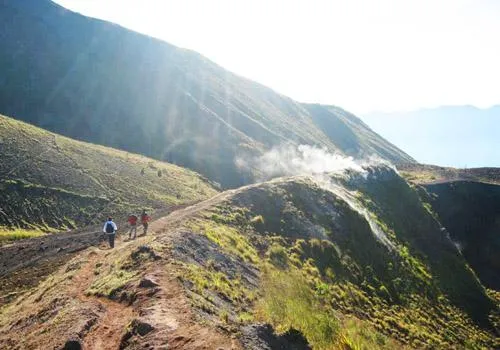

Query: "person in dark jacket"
left=103, top=217, right=118, bottom=248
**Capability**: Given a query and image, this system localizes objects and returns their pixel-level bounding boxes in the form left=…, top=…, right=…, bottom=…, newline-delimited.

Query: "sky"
left=363, top=106, right=500, bottom=167
left=53, top=0, right=500, bottom=115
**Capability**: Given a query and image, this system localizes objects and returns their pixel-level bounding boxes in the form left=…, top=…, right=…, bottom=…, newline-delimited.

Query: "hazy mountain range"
left=362, top=105, right=500, bottom=168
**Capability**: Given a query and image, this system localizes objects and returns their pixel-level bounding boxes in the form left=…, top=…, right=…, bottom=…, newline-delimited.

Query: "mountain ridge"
left=0, top=0, right=414, bottom=188
left=1, top=165, right=498, bottom=348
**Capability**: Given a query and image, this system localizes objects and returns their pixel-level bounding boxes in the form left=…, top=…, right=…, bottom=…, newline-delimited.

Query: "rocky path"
left=0, top=204, right=192, bottom=306
left=0, top=198, right=241, bottom=349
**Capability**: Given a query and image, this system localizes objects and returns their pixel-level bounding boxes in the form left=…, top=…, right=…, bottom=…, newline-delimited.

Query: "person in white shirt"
left=102, top=217, right=118, bottom=248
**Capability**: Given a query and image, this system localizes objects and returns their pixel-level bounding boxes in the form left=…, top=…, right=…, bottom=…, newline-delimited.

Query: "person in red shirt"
left=127, top=214, right=138, bottom=240
left=140, top=210, right=151, bottom=236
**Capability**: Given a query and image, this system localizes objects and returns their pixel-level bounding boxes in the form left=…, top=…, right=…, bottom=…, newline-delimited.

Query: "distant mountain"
left=0, top=0, right=413, bottom=188
left=362, top=105, right=500, bottom=168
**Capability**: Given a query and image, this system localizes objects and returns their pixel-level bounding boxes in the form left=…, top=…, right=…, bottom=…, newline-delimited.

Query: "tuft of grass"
left=0, top=228, right=45, bottom=241
left=189, top=218, right=258, bottom=263
left=256, top=267, right=340, bottom=350
left=338, top=317, right=400, bottom=350
left=183, top=263, right=254, bottom=305
left=87, top=269, right=136, bottom=298
left=237, top=311, right=254, bottom=324
left=267, top=244, right=289, bottom=269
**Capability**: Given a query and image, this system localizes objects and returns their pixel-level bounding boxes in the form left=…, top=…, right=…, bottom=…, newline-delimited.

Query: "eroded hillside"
left=1, top=166, right=498, bottom=349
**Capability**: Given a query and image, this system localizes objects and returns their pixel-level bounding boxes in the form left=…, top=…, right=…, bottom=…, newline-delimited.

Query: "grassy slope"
left=1, top=169, right=498, bottom=348
left=0, top=114, right=218, bottom=237
left=0, top=0, right=414, bottom=188
left=176, top=171, right=498, bottom=348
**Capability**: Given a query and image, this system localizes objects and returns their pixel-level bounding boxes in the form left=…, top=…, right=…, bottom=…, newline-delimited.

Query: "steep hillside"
left=0, top=114, right=217, bottom=239
left=399, top=164, right=500, bottom=291
left=1, top=166, right=498, bottom=349
left=0, top=0, right=414, bottom=188
left=420, top=181, right=500, bottom=291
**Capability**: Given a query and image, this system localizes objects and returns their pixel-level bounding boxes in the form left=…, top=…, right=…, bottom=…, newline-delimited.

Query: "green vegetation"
left=256, top=267, right=339, bottom=349
left=87, top=268, right=136, bottom=298
left=0, top=114, right=217, bottom=234
left=0, top=228, right=45, bottom=241
left=87, top=244, right=161, bottom=299
left=178, top=174, right=498, bottom=349
left=188, top=216, right=258, bottom=264
left=183, top=263, right=255, bottom=306
left=336, top=317, right=403, bottom=350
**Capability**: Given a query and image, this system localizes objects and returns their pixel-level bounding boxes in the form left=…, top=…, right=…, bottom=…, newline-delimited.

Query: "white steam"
left=236, top=144, right=366, bottom=181
left=236, top=144, right=396, bottom=250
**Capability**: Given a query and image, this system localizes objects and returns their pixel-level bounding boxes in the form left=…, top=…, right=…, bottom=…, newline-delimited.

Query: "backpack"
left=105, top=222, right=114, bottom=233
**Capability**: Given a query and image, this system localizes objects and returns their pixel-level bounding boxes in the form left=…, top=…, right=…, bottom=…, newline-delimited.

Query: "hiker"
left=128, top=213, right=138, bottom=240
left=140, top=210, right=151, bottom=236
left=102, top=217, right=118, bottom=248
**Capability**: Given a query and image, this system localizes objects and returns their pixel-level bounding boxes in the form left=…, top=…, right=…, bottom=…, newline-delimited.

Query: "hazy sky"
left=54, top=0, right=500, bottom=114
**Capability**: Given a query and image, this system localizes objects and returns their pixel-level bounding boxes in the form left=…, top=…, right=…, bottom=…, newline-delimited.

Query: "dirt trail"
left=65, top=249, right=135, bottom=350
left=84, top=297, right=134, bottom=350
left=0, top=204, right=193, bottom=306
left=1, top=199, right=241, bottom=349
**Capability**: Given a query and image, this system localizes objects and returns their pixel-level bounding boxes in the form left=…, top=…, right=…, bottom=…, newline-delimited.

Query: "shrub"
left=268, top=244, right=289, bottom=269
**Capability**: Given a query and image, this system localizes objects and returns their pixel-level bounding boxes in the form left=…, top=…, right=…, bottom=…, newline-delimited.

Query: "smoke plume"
left=235, top=144, right=396, bottom=250
left=236, top=144, right=368, bottom=181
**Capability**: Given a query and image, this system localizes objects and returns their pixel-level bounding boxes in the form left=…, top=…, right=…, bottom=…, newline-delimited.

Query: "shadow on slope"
left=423, top=181, right=500, bottom=291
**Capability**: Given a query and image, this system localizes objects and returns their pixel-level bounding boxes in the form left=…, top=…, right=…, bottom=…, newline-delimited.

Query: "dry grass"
left=0, top=228, right=45, bottom=242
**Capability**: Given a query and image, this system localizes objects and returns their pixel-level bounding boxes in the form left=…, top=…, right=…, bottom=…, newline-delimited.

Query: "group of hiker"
left=102, top=210, right=151, bottom=248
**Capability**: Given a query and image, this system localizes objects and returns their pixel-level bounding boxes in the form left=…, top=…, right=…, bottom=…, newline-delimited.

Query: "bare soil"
left=0, top=201, right=241, bottom=349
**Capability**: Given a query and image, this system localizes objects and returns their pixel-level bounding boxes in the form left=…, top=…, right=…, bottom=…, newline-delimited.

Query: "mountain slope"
left=362, top=105, right=500, bottom=168
left=1, top=166, right=498, bottom=349
left=0, top=114, right=217, bottom=236
left=399, top=164, right=500, bottom=291
left=423, top=181, right=500, bottom=291
left=0, top=0, right=414, bottom=188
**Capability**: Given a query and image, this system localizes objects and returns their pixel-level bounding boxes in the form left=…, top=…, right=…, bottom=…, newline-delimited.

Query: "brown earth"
left=0, top=201, right=242, bottom=349
left=0, top=205, right=193, bottom=306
